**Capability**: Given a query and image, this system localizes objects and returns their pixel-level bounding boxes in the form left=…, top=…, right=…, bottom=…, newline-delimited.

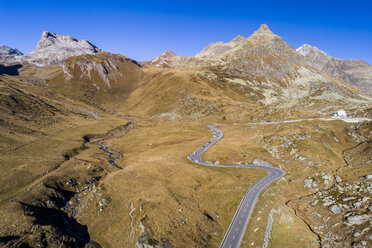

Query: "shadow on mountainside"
left=19, top=184, right=92, bottom=247
left=0, top=64, right=22, bottom=76
left=21, top=202, right=90, bottom=247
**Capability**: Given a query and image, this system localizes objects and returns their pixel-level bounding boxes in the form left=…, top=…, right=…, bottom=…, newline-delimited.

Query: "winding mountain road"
left=187, top=117, right=370, bottom=248
left=187, top=124, right=285, bottom=248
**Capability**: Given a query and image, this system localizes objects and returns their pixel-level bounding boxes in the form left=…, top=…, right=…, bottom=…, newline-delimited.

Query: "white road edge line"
left=186, top=118, right=370, bottom=248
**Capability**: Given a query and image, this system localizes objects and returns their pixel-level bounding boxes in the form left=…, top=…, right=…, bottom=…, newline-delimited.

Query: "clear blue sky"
left=1, top=0, right=372, bottom=63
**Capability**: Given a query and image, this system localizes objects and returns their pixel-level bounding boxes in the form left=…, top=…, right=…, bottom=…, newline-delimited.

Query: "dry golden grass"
left=74, top=119, right=267, bottom=247
left=199, top=119, right=365, bottom=247
left=1, top=50, right=370, bottom=247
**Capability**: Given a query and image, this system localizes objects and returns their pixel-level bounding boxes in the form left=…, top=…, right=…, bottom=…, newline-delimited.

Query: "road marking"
left=189, top=124, right=287, bottom=248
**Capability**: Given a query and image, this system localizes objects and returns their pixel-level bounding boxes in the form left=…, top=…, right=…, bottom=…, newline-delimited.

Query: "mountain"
left=197, top=23, right=303, bottom=79
left=0, top=45, right=23, bottom=55
left=57, top=52, right=141, bottom=105
left=16, top=31, right=101, bottom=66
left=149, top=50, right=178, bottom=68
left=148, top=24, right=369, bottom=108
left=297, top=44, right=372, bottom=95
left=0, top=45, right=23, bottom=64
left=154, top=24, right=304, bottom=78
left=1, top=25, right=371, bottom=248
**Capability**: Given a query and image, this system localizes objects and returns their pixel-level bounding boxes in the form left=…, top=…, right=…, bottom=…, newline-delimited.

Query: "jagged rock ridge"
left=148, top=24, right=369, bottom=106
left=0, top=45, right=23, bottom=64
left=297, top=44, right=372, bottom=95
left=151, top=24, right=304, bottom=80
left=0, top=45, right=23, bottom=55
left=15, top=31, right=101, bottom=66
left=150, top=50, right=178, bottom=68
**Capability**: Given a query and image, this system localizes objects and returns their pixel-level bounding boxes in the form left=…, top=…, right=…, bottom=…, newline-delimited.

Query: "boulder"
left=346, top=214, right=371, bottom=225
left=329, top=205, right=342, bottom=214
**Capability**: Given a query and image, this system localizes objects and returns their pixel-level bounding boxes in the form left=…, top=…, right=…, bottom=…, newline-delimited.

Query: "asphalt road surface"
left=187, top=117, right=371, bottom=248
left=187, top=124, right=285, bottom=248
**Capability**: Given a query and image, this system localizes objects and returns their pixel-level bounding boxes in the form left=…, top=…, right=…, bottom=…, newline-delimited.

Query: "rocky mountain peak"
left=163, top=50, right=177, bottom=57
left=297, top=44, right=329, bottom=57
left=249, top=24, right=276, bottom=39
left=258, top=23, right=271, bottom=32
left=297, top=43, right=372, bottom=95
left=41, top=31, right=55, bottom=39
left=35, top=31, right=100, bottom=53
left=0, top=45, right=23, bottom=64
left=150, top=50, right=178, bottom=67
left=230, top=35, right=246, bottom=44
left=0, top=45, right=23, bottom=56
left=18, top=31, right=101, bottom=66
left=153, top=23, right=303, bottom=81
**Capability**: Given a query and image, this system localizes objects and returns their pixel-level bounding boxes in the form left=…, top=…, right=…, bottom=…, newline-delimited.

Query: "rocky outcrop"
left=0, top=45, right=23, bottom=64
left=136, top=222, right=173, bottom=248
left=346, top=214, right=371, bottom=225
left=0, top=45, right=22, bottom=56
left=17, top=31, right=101, bottom=66
left=145, top=24, right=372, bottom=107
left=150, top=50, right=178, bottom=68
left=49, top=52, right=141, bottom=105
left=297, top=44, right=372, bottom=95
left=147, top=24, right=369, bottom=105
left=191, top=24, right=304, bottom=81
left=151, top=25, right=304, bottom=80
left=253, top=159, right=272, bottom=167
left=194, top=34, right=245, bottom=58
left=62, top=52, right=140, bottom=88
left=304, top=178, right=318, bottom=188
left=328, top=205, right=342, bottom=214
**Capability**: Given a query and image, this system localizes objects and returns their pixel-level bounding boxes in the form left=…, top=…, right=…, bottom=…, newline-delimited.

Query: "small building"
left=332, top=109, right=347, bottom=118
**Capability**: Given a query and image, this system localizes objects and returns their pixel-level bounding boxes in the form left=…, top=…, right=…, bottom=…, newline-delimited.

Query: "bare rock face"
left=18, top=31, right=101, bottom=66
left=150, top=50, right=178, bottom=68
left=56, top=52, right=141, bottom=105
left=297, top=44, right=372, bottom=95
left=346, top=214, right=371, bottom=225
left=194, top=34, right=245, bottom=58
left=329, top=205, right=342, bottom=214
left=152, top=24, right=305, bottom=81
left=0, top=45, right=23, bottom=64
left=147, top=24, right=369, bottom=105
left=0, top=45, right=22, bottom=56
left=215, top=24, right=303, bottom=79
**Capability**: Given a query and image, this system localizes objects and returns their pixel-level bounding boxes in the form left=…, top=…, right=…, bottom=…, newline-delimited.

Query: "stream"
left=60, top=120, right=136, bottom=246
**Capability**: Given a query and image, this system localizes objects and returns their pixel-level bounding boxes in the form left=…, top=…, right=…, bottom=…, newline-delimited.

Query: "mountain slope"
left=0, top=51, right=141, bottom=247
left=148, top=25, right=369, bottom=109
left=152, top=24, right=303, bottom=79
left=0, top=25, right=371, bottom=248
left=41, top=52, right=141, bottom=107
left=297, top=44, right=372, bottom=95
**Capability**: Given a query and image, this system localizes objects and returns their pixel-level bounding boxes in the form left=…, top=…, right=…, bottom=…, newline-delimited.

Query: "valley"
left=0, top=24, right=371, bottom=248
